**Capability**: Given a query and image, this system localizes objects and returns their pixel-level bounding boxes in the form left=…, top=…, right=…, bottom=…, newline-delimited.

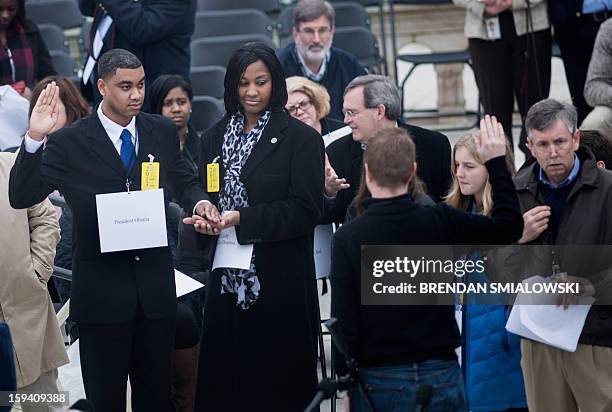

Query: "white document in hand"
left=314, top=224, right=333, bottom=279
left=212, top=226, right=253, bottom=271
left=95, top=189, right=167, bottom=253
left=175, top=269, right=205, bottom=298
left=506, top=275, right=595, bottom=352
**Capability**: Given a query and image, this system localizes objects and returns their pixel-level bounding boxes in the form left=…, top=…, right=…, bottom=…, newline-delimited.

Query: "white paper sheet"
left=314, top=224, right=333, bottom=279
left=175, top=269, right=205, bottom=297
left=0, top=85, right=28, bottom=150
left=323, top=125, right=352, bottom=148
left=95, top=189, right=167, bottom=253
left=212, top=226, right=253, bottom=270
left=506, top=276, right=595, bottom=352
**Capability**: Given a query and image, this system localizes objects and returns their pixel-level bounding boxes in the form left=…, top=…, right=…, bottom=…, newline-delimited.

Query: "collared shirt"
left=97, top=102, right=138, bottom=155
left=296, top=46, right=331, bottom=82
left=539, top=154, right=581, bottom=189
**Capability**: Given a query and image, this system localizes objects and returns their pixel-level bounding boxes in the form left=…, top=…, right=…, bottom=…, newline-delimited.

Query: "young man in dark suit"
left=323, top=74, right=452, bottom=225
left=9, top=49, right=208, bottom=412
left=79, top=0, right=196, bottom=109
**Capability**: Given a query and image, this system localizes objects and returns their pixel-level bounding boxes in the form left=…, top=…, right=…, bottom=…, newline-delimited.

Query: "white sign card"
left=506, top=275, right=595, bottom=352
left=212, top=225, right=253, bottom=271
left=314, top=224, right=333, bottom=279
left=95, top=188, right=167, bottom=253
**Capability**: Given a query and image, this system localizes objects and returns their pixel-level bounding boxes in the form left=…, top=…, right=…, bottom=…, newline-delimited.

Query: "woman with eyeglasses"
left=285, top=76, right=352, bottom=144
left=186, top=42, right=325, bottom=412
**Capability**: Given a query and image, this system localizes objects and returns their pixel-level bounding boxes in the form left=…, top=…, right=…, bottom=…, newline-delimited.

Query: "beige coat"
left=453, top=0, right=550, bottom=39
left=0, top=152, right=68, bottom=388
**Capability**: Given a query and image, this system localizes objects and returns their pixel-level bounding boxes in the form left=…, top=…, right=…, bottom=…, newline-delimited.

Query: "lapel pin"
left=271, top=137, right=278, bottom=144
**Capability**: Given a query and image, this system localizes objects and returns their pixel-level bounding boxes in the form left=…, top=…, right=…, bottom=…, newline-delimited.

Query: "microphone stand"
left=304, top=318, right=377, bottom=412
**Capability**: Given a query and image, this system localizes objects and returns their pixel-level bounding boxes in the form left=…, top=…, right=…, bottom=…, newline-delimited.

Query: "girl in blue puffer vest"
left=446, top=130, right=527, bottom=412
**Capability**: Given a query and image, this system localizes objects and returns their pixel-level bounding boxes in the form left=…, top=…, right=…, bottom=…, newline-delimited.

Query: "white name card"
left=95, top=189, right=168, bottom=253
left=314, top=224, right=333, bottom=279
left=212, top=226, right=253, bottom=271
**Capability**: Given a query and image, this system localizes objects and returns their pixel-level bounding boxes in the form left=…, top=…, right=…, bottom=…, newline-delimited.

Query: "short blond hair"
left=286, top=76, right=331, bottom=120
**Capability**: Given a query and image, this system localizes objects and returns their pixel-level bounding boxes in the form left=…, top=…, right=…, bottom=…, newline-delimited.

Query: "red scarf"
left=0, top=23, right=35, bottom=86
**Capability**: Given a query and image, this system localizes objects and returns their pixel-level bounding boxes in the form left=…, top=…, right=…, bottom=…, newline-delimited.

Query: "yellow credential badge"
left=141, top=162, right=160, bottom=190
left=207, top=163, right=220, bottom=192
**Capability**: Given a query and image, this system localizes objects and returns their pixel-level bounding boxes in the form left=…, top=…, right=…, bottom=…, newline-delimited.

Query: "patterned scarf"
left=0, top=23, right=35, bottom=86
left=219, top=110, right=271, bottom=309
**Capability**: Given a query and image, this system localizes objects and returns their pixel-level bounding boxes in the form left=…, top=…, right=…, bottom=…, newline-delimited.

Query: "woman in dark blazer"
left=187, top=42, right=325, bottom=412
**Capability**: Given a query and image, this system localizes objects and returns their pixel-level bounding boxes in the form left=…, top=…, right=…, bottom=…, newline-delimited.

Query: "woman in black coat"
left=0, top=0, right=56, bottom=95
left=186, top=42, right=325, bottom=411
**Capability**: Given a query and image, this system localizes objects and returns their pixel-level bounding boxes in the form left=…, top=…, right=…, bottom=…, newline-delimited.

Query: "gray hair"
left=344, top=75, right=401, bottom=121
left=97, top=48, right=142, bottom=80
left=525, top=98, right=578, bottom=138
left=292, top=0, right=335, bottom=29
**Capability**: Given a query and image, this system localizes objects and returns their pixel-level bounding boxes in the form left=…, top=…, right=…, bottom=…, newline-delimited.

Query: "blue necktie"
left=120, top=129, right=135, bottom=174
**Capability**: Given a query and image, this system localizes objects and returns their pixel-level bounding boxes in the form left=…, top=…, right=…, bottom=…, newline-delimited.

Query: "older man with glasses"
left=277, top=0, right=366, bottom=120
left=507, top=98, right=612, bottom=412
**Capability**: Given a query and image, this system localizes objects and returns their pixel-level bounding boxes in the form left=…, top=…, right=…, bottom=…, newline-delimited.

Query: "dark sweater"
left=330, top=156, right=523, bottom=375
left=541, top=180, right=576, bottom=244
left=277, top=43, right=366, bottom=120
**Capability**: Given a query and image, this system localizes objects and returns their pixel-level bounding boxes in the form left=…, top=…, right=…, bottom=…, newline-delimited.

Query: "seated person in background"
left=286, top=75, right=348, bottom=138
left=330, top=117, right=522, bottom=411
left=0, top=0, right=56, bottom=99
left=579, top=129, right=612, bottom=170
left=277, top=0, right=366, bottom=120
left=150, top=75, right=201, bottom=176
left=149, top=74, right=204, bottom=412
left=583, top=18, right=612, bottom=139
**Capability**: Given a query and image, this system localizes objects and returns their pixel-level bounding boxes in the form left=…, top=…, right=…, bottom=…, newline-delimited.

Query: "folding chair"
left=190, top=34, right=277, bottom=67
left=26, top=0, right=84, bottom=30
left=49, top=50, right=79, bottom=78
left=38, top=23, right=70, bottom=54
left=191, top=96, right=225, bottom=133
left=389, top=0, right=480, bottom=128
left=190, top=66, right=226, bottom=99
left=193, top=9, right=274, bottom=40
left=333, top=26, right=384, bottom=74
left=197, top=0, right=281, bottom=14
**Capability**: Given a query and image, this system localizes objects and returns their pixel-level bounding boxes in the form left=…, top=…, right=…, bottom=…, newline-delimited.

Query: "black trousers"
left=469, top=11, right=551, bottom=155
left=79, top=308, right=175, bottom=412
left=554, top=15, right=603, bottom=125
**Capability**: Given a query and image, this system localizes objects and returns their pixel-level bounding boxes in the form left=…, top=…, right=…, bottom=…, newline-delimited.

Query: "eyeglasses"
left=286, top=100, right=313, bottom=114
left=342, top=109, right=361, bottom=118
left=531, top=137, right=573, bottom=153
left=298, top=27, right=332, bottom=37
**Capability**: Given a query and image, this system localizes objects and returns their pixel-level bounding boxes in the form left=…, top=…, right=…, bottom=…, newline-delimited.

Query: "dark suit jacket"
left=79, top=0, right=196, bottom=108
left=323, top=122, right=452, bottom=225
left=9, top=111, right=206, bottom=324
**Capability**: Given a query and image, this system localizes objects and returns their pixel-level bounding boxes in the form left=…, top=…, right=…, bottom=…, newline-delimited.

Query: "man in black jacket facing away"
left=330, top=116, right=522, bottom=411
